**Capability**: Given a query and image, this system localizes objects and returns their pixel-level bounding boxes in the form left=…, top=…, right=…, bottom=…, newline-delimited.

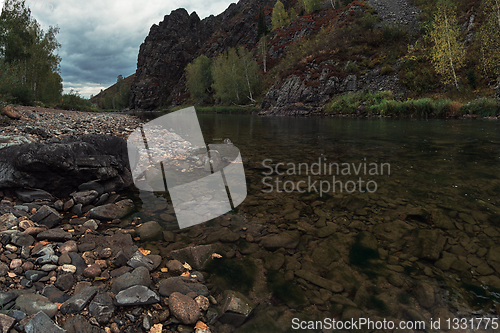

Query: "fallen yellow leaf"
left=194, top=321, right=209, bottom=329
left=183, top=262, right=192, bottom=270
left=180, top=272, right=190, bottom=277
left=139, top=247, right=151, bottom=255
left=160, top=268, right=169, bottom=273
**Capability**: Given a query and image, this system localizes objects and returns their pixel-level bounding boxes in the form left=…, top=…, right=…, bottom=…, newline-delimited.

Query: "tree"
left=0, top=0, right=61, bottom=104
left=272, top=0, right=289, bottom=30
left=428, top=0, right=465, bottom=90
left=186, top=55, right=213, bottom=100
left=476, top=0, right=500, bottom=79
left=256, top=7, right=269, bottom=41
left=211, top=47, right=262, bottom=104
left=303, top=0, right=321, bottom=13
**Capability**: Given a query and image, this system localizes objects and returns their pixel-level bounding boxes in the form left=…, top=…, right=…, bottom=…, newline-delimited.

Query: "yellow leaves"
left=194, top=321, right=209, bottom=329
left=139, top=248, right=151, bottom=255
left=183, top=262, right=192, bottom=270
left=180, top=272, right=190, bottom=277
left=211, top=253, right=222, bottom=259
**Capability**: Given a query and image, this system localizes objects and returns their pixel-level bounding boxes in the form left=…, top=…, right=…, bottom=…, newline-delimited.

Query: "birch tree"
left=429, top=0, right=465, bottom=90
left=476, top=0, right=500, bottom=79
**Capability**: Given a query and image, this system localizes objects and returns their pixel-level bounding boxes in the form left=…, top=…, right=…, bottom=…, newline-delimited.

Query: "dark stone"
left=15, top=294, right=58, bottom=318
left=260, top=231, right=301, bottom=250
left=166, top=244, right=213, bottom=270
left=218, top=290, right=255, bottom=327
left=36, top=228, right=72, bottom=241
left=0, top=135, right=132, bottom=197
left=114, top=285, right=160, bottom=306
left=78, top=181, right=105, bottom=196
left=60, top=286, right=98, bottom=314
left=158, top=276, right=209, bottom=297
left=55, top=272, right=75, bottom=291
left=127, top=250, right=154, bottom=270
left=24, top=311, right=66, bottom=333
left=89, top=292, right=115, bottom=325
left=111, top=250, right=129, bottom=267
left=62, top=314, right=105, bottom=333
left=136, top=221, right=162, bottom=241
left=71, top=190, right=99, bottom=206
left=15, top=189, right=54, bottom=203
left=30, top=205, right=62, bottom=229
left=88, top=199, right=134, bottom=220
left=68, top=252, right=87, bottom=275
left=11, top=232, right=35, bottom=247
left=111, top=266, right=151, bottom=294
left=41, top=285, right=71, bottom=303
left=0, top=291, right=17, bottom=307
left=25, top=270, right=48, bottom=282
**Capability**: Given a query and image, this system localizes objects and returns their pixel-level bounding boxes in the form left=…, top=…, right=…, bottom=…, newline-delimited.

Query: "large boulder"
left=0, top=134, right=133, bottom=196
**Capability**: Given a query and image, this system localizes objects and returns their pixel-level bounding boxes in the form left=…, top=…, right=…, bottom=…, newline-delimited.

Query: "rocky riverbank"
left=0, top=107, right=257, bottom=333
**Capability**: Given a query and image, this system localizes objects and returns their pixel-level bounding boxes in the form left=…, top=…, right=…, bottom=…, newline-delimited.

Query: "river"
left=129, top=114, right=500, bottom=331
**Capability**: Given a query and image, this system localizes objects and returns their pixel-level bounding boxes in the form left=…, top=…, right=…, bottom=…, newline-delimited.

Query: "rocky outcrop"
left=129, top=0, right=270, bottom=110
left=0, top=134, right=132, bottom=196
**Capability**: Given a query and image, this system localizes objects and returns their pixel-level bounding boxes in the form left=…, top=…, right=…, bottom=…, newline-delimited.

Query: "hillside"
left=90, top=74, right=135, bottom=109
left=99, top=0, right=500, bottom=113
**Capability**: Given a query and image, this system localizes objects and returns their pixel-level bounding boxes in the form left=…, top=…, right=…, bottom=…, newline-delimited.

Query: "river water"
left=130, top=114, right=500, bottom=332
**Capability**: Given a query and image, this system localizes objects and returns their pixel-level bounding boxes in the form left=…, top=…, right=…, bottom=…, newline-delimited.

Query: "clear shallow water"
left=132, top=115, right=500, bottom=332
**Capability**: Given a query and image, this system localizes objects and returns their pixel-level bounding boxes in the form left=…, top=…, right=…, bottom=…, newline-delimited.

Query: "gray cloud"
left=29, top=0, right=235, bottom=98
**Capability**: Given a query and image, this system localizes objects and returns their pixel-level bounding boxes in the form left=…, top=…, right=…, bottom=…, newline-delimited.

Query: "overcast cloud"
left=28, top=0, right=235, bottom=98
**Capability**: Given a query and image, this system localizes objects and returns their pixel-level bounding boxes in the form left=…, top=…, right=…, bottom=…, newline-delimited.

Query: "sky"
left=27, top=0, right=236, bottom=98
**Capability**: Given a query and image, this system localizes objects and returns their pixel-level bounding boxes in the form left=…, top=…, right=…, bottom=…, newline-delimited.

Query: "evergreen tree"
left=428, top=0, right=465, bottom=90
left=186, top=55, right=213, bottom=100
left=272, top=0, right=289, bottom=30
left=256, top=7, right=269, bottom=41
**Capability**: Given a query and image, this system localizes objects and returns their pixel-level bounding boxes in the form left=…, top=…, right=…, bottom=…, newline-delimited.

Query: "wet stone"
left=260, top=231, right=301, bottom=250
left=127, top=250, right=154, bottom=271
left=0, top=213, right=18, bottom=229
left=60, top=286, right=98, bottom=314
left=15, top=189, right=53, bottom=202
left=42, top=285, right=71, bottom=303
left=83, top=263, right=102, bottom=278
left=55, top=272, right=75, bottom=291
left=0, top=291, right=17, bottom=306
left=25, top=270, right=48, bottom=282
left=62, top=314, right=104, bottom=333
left=111, top=266, right=151, bottom=294
left=88, top=199, right=134, bottom=220
left=24, top=311, right=66, bottom=333
left=114, top=285, right=160, bottom=306
left=11, top=232, right=35, bottom=247
left=136, top=221, right=163, bottom=241
left=36, top=228, right=72, bottom=241
left=218, top=290, right=254, bottom=327
left=59, top=240, right=78, bottom=253
left=89, top=291, right=115, bottom=325
left=158, top=276, right=209, bottom=297
left=71, top=190, right=99, bottom=206
left=30, top=205, right=62, bottom=229
left=68, top=252, right=87, bottom=275
left=168, top=292, right=200, bottom=325
left=15, top=294, right=58, bottom=318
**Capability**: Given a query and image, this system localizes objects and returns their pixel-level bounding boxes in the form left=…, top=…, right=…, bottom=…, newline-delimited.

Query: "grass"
left=325, top=90, right=484, bottom=117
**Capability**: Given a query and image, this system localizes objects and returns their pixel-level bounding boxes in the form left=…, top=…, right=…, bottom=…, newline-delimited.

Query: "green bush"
left=10, top=85, right=34, bottom=105
left=380, top=64, right=394, bottom=75
left=381, top=24, right=407, bottom=43
left=56, top=90, right=97, bottom=112
left=461, top=98, right=499, bottom=117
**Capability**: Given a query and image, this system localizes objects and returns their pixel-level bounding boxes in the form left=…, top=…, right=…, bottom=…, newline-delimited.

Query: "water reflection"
left=130, top=114, right=500, bottom=331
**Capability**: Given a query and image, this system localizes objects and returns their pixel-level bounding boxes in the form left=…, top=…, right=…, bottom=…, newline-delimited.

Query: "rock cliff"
left=129, top=0, right=270, bottom=110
